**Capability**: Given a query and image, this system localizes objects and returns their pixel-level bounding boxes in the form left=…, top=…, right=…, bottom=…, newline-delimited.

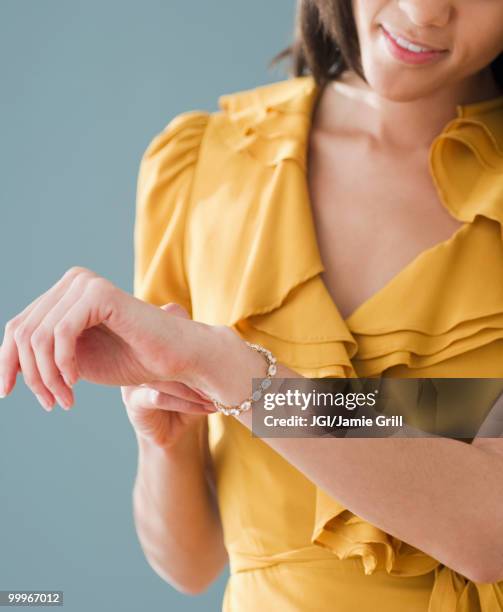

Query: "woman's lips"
left=380, top=25, right=449, bottom=65
left=381, top=24, right=448, bottom=52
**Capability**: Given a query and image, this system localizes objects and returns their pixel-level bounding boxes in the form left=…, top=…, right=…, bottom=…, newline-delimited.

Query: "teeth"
left=387, top=29, right=433, bottom=53
left=397, top=37, right=428, bottom=53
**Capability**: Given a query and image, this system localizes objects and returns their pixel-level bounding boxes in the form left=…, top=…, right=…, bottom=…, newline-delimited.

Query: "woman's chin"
left=360, top=64, right=446, bottom=104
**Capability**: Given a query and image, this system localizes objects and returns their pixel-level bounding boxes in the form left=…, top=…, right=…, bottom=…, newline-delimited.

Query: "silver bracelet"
left=211, top=341, right=277, bottom=416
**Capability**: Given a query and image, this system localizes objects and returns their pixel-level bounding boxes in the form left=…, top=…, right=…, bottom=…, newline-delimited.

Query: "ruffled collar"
left=187, top=76, right=503, bottom=378
left=218, top=75, right=503, bottom=229
left=216, top=75, right=503, bottom=323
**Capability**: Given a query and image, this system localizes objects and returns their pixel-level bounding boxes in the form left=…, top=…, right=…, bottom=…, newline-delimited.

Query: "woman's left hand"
left=0, top=266, right=218, bottom=411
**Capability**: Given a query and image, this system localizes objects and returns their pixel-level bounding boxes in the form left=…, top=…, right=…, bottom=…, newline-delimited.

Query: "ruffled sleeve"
left=133, top=110, right=210, bottom=309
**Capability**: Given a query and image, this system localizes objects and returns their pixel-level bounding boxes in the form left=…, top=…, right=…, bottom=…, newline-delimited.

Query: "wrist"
left=188, top=324, right=267, bottom=409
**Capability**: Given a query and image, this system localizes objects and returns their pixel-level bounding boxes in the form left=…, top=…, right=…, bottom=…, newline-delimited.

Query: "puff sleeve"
left=133, top=110, right=210, bottom=311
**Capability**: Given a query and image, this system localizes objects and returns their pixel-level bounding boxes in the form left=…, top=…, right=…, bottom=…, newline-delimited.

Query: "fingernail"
left=36, top=394, right=52, bottom=411
left=56, top=394, right=71, bottom=410
left=62, top=374, right=73, bottom=388
left=0, top=377, right=5, bottom=398
left=149, top=389, right=159, bottom=404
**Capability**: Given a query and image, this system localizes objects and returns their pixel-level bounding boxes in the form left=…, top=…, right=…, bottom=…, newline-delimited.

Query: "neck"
left=318, top=68, right=503, bottom=151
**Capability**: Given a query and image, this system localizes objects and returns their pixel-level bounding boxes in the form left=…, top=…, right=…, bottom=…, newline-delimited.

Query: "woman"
left=1, top=0, right=503, bottom=610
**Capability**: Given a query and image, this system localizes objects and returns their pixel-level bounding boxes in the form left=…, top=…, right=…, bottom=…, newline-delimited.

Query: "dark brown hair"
left=271, top=0, right=503, bottom=90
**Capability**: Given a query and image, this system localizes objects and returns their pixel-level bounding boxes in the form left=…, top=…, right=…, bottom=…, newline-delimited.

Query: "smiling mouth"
left=380, top=24, right=448, bottom=53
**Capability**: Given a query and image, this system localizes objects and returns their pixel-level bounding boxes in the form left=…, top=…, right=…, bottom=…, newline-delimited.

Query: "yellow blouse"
left=133, top=75, right=503, bottom=612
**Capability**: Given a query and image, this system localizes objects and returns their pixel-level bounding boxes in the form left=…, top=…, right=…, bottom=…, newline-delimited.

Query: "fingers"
left=124, top=385, right=214, bottom=415
left=51, top=277, right=113, bottom=387
left=148, top=389, right=214, bottom=414
left=31, top=276, right=113, bottom=410
left=146, top=380, right=214, bottom=404
left=0, top=266, right=93, bottom=403
left=12, top=271, right=95, bottom=410
left=31, top=275, right=96, bottom=410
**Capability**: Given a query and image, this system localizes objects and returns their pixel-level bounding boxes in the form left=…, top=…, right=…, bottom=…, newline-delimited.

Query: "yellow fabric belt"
left=229, top=547, right=503, bottom=611
left=229, top=545, right=343, bottom=574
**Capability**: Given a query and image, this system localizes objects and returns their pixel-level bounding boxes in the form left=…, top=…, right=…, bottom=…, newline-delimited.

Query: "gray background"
left=0, top=2, right=294, bottom=610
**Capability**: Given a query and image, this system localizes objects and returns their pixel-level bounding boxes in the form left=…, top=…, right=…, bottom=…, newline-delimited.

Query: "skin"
left=350, top=0, right=503, bottom=148
left=307, top=0, right=503, bottom=320
left=2, top=0, right=503, bottom=594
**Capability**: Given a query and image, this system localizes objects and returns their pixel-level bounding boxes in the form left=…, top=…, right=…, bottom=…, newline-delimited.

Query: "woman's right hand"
left=120, top=303, right=215, bottom=450
left=121, top=380, right=214, bottom=449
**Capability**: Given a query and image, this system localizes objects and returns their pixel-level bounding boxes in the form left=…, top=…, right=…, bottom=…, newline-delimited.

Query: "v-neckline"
left=301, top=79, right=503, bottom=326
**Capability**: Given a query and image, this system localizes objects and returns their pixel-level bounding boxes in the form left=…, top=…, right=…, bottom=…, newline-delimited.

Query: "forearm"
left=194, top=326, right=503, bottom=583
left=239, top=390, right=503, bottom=582
left=133, top=419, right=228, bottom=594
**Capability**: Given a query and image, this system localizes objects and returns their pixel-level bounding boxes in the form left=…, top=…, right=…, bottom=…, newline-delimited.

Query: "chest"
left=306, top=131, right=465, bottom=320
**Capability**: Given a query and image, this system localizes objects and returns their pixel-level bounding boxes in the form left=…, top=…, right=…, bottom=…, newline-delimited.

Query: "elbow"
left=167, top=576, right=216, bottom=596
left=141, top=548, right=226, bottom=595
left=145, top=554, right=219, bottom=595
left=168, top=573, right=220, bottom=596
